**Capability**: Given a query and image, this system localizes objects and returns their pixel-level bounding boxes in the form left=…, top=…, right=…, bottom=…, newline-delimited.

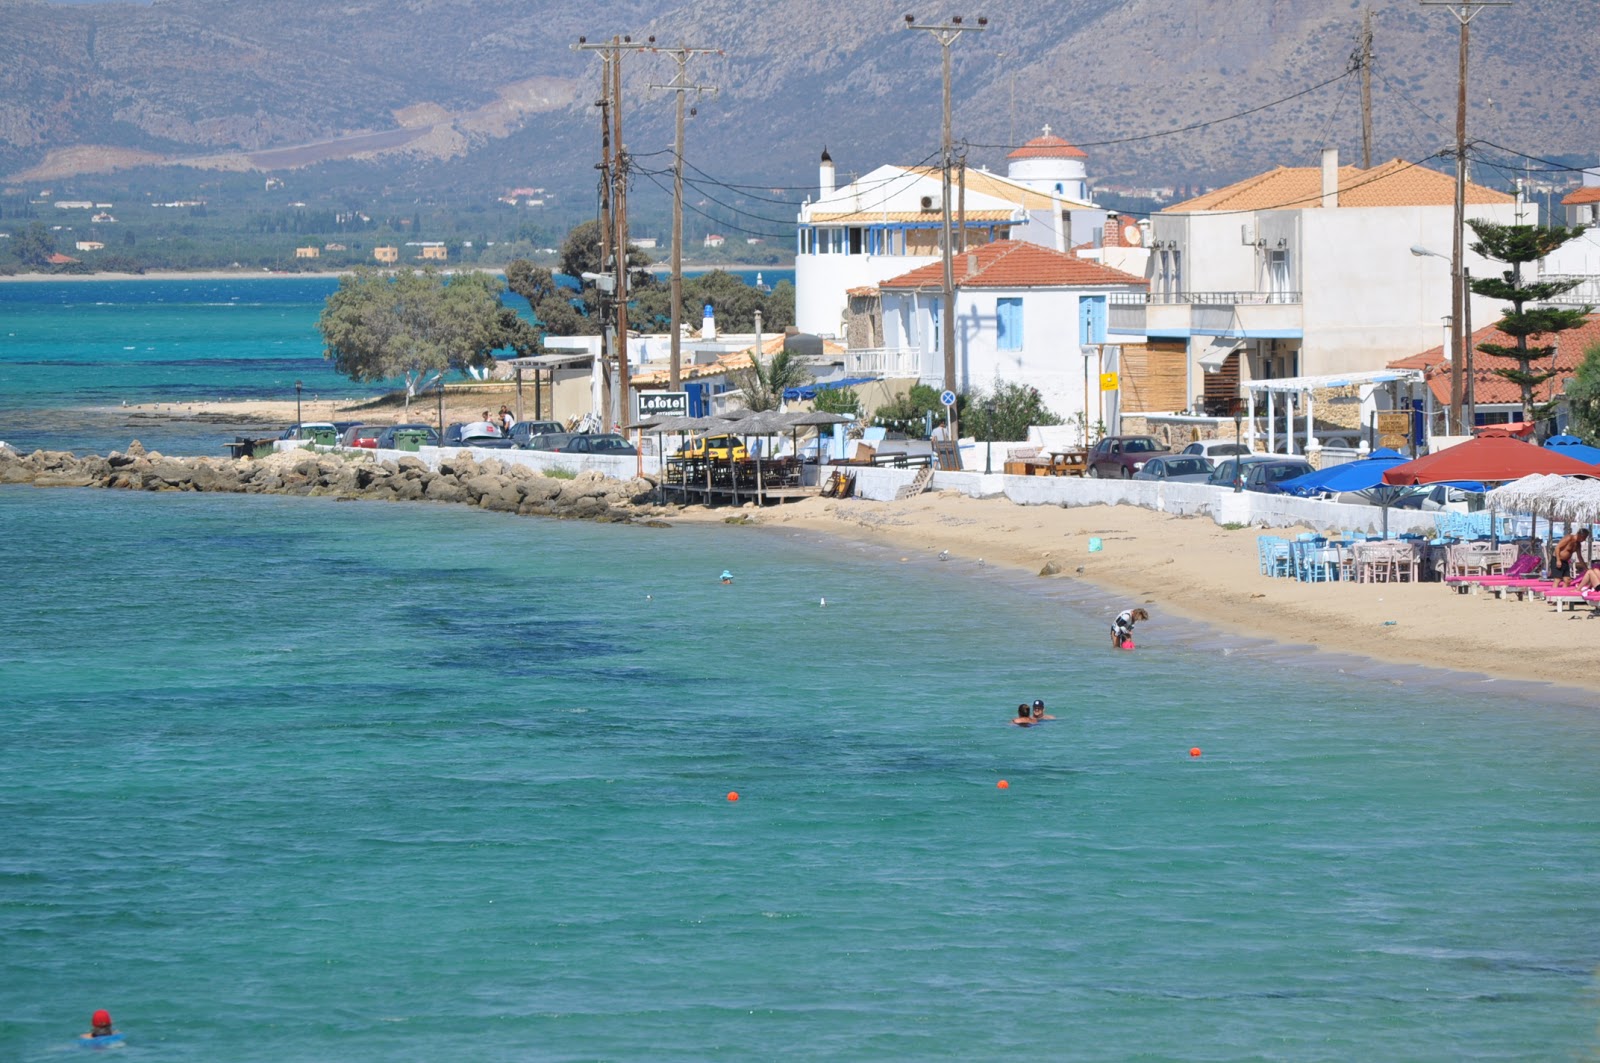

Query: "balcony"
left=843, top=347, right=922, bottom=377
left=1109, top=291, right=1303, bottom=337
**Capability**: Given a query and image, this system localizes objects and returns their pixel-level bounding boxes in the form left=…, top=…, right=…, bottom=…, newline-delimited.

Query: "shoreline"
left=671, top=493, right=1600, bottom=697
left=0, top=262, right=793, bottom=283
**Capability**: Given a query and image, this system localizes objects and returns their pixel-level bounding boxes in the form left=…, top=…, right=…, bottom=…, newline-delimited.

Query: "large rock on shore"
left=0, top=445, right=662, bottom=526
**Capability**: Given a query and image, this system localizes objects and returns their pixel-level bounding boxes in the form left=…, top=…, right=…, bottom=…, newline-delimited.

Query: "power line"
left=1472, top=139, right=1599, bottom=174
left=635, top=169, right=796, bottom=240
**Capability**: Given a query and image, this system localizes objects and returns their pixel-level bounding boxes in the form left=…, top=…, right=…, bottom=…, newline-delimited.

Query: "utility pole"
left=648, top=44, right=720, bottom=393
left=574, top=35, right=654, bottom=430
left=611, top=47, right=630, bottom=429
left=1358, top=8, right=1374, bottom=168
left=905, top=13, right=987, bottom=441
left=1421, top=0, right=1508, bottom=435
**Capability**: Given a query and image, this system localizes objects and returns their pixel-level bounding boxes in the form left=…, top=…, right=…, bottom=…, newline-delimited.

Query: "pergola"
left=1243, top=368, right=1426, bottom=455
left=497, top=351, right=595, bottom=422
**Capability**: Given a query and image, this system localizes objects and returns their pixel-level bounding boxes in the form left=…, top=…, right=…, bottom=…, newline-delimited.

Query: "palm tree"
left=730, top=345, right=812, bottom=411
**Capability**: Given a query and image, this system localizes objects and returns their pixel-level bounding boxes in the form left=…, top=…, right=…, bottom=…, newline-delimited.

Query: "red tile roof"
left=1562, top=185, right=1600, bottom=206
left=1386, top=314, right=1600, bottom=406
left=879, top=240, right=1147, bottom=290
left=1006, top=132, right=1087, bottom=160
left=1165, top=159, right=1513, bottom=212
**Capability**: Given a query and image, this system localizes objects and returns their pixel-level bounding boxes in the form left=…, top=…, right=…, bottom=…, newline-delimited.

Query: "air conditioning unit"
left=919, top=194, right=940, bottom=213
left=1240, top=223, right=1256, bottom=246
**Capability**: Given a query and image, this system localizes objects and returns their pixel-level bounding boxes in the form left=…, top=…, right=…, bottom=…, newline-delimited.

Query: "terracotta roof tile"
left=1164, top=159, right=1513, bottom=213
left=1385, top=313, right=1600, bottom=406
left=1562, top=185, right=1600, bottom=206
left=879, top=239, right=1148, bottom=290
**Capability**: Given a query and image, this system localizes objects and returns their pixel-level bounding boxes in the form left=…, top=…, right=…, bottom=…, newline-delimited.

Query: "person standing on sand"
left=1555, top=528, right=1590, bottom=576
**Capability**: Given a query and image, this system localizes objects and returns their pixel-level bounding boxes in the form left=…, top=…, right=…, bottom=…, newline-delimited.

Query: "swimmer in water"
left=80, top=1009, right=116, bottom=1042
left=1030, top=699, right=1054, bottom=721
left=719, top=570, right=734, bottom=584
left=1011, top=704, right=1035, bottom=727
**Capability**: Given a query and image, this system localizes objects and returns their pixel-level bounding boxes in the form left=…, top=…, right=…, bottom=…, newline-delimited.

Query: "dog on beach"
left=1110, top=607, right=1149, bottom=649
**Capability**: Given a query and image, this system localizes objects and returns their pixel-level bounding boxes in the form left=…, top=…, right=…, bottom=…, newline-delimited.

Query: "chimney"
left=1103, top=212, right=1121, bottom=247
left=1321, top=147, right=1338, bottom=209
left=966, top=252, right=978, bottom=276
left=819, top=147, right=835, bottom=198
left=700, top=303, right=717, bottom=341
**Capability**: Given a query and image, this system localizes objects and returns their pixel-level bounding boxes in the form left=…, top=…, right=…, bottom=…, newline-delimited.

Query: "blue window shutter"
left=997, top=297, right=1023, bottom=351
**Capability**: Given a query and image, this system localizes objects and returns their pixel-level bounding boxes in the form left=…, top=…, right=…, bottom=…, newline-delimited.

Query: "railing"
left=1538, top=274, right=1600, bottom=307
left=844, top=347, right=922, bottom=377
left=1108, top=291, right=1302, bottom=306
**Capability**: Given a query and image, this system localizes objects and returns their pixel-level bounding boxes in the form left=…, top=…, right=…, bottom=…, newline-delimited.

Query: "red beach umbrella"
left=1381, top=436, right=1599, bottom=487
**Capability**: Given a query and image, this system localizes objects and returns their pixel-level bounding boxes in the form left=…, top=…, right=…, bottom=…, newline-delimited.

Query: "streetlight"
left=1411, top=244, right=1471, bottom=434
left=294, top=380, right=303, bottom=434
left=1233, top=408, right=1244, bottom=493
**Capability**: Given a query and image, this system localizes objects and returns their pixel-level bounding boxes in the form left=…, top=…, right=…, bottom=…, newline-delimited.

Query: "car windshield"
left=1212, top=444, right=1248, bottom=456
left=1264, top=463, right=1310, bottom=482
left=1125, top=438, right=1160, bottom=453
left=589, top=436, right=630, bottom=451
left=1165, top=458, right=1209, bottom=475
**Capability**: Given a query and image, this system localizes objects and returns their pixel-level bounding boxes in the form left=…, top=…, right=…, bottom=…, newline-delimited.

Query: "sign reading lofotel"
left=638, top=391, right=690, bottom=419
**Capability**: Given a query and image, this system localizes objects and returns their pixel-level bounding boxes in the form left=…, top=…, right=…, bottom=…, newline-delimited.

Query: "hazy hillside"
left=3, top=0, right=1594, bottom=197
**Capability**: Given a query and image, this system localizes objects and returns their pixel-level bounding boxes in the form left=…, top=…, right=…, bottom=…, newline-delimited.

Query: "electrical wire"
left=631, top=163, right=802, bottom=229
left=1472, top=140, right=1599, bottom=176
left=633, top=169, right=796, bottom=240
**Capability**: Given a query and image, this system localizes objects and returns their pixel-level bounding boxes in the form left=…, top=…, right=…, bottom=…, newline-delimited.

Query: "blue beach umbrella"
left=1278, top=449, right=1409, bottom=497
left=1544, top=434, right=1600, bottom=465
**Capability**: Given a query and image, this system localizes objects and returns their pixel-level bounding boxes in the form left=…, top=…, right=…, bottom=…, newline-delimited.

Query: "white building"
left=1538, top=167, right=1600, bottom=308
left=1118, top=149, right=1518, bottom=418
left=876, top=240, right=1147, bottom=429
left=795, top=130, right=1107, bottom=337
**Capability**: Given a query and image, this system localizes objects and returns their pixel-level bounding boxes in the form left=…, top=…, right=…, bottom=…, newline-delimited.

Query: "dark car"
left=521, top=432, right=578, bottom=452
left=510, top=420, right=568, bottom=448
left=373, top=424, right=441, bottom=451
left=1205, top=454, right=1280, bottom=489
left=443, top=421, right=517, bottom=449
left=556, top=433, right=637, bottom=456
left=1131, top=455, right=1215, bottom=483
left=1086, top=435, right=1169, bottom=478
left=1241, top=458, right=1316, bottom=494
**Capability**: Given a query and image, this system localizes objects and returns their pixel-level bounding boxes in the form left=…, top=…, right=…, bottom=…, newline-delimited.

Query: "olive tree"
left=317, top=268, right=539, bottom=414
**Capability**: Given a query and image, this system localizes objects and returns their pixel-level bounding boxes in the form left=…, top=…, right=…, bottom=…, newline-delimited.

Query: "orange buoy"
left=727, top=791, right=740, bottom=801
left=1189, top=748, right=1201, bottom=758
left=997, top=779, right=1009, bottom=790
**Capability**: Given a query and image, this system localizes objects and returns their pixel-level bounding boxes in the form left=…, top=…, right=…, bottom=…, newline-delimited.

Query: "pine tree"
left=1467, top=219, right=1593, bottom=433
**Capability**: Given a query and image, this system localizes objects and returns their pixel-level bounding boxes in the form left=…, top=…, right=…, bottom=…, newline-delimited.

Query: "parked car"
left=678, top=434, right=748, bottom=461
left=1241, top=458, right=1316, bottom=493
left=1181, top=440, right=1254, bottom=462
left=555, top=433, right=637, bottom=455
left=1131, top=455, right=1216, bottom=483
left=510, top=420, right=568, bottom=448
left=1388, top=483, right=1481, bottom=511
left=1205, top=454, right=1281, bottom=489
left=339, top=424, right=383, bottom=448
left=443, top=421, right=517, bottom=449
left=373, top=424, right=440, bottom=450
left=521, top=432, right=578, bottom=452
left=1085, top=435, right=1169, bottom=478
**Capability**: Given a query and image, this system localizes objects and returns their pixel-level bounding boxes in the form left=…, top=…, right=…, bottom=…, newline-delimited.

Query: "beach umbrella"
left=1382, top=435, right=1600, bottom=486
left=1544, top=434, right=1600, bottom=465
left=783, top=410, right=852, bottom=466
left=1279, top=449, right=1408, bottom=497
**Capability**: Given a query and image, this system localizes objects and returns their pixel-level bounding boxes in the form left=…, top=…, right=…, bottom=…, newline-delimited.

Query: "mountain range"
left=3, top=0, right=1595, bottom=203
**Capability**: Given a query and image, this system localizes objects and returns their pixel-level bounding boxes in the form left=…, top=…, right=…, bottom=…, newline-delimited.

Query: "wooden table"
left=1046, top=449, right=1087, bottom=476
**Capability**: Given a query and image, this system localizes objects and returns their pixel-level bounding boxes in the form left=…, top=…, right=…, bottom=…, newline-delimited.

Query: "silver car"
left=1132, top=455, right=1216, bottom=483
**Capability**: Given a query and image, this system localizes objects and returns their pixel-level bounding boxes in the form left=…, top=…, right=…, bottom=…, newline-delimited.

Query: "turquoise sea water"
left=3, top=487, right=1599, bottom=1060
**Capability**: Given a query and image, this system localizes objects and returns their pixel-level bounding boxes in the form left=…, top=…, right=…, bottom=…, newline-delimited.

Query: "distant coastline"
left=0, top=262, right=793, bottom=283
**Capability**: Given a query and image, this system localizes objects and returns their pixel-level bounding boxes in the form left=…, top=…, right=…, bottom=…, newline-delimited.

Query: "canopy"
left=1544, top=434, right=1600, bottom=465
left=1278, top=449, right=1407, bottom=496
left=1486, top=473, right=1600, bottom=524
left=1381, top=436, right=1600, bottom=486
left=782, top=376, right=877, bottom=401
left=783, top=410, right=853, bottom=427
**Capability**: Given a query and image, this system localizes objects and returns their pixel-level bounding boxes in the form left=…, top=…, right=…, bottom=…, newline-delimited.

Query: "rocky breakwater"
left=0, top=442, right=662, bottom=523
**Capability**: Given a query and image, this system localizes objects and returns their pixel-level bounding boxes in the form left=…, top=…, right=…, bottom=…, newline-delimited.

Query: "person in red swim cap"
left=81, top=1009, right=116, bottom=1040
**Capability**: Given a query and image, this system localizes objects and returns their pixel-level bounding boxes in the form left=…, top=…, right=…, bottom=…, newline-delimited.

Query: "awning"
left=500, top=352, right=594, bottom=369
left=782, top=376, right=878, bottom=401
left=1245, top=368, right=1423, bottom=393
left=1199, top=340, right=1243, bottom=374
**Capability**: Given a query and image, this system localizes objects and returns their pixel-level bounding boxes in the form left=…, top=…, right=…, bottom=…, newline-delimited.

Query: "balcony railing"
left=1538, top=274, right=1600, bottom=307
left=1108, top=291, right=1302, bottom=306
left=844, top=347, right=922, bottom=377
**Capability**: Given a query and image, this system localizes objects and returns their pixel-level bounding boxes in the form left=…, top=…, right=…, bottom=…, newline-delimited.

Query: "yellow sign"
left=1099, top=372, right=1120, bottom=392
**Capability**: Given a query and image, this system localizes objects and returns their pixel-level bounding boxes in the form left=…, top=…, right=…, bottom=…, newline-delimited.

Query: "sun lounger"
left=1543, top=588, right=1600, bottom=612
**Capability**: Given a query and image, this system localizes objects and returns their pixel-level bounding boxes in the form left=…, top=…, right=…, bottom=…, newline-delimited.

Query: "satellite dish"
left=1122, top=224, right=1143, bottom=247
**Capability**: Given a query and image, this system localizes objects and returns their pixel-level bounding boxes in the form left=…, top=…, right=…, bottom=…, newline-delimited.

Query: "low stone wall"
left=851, top=466, right=1436, bottom=536
left=0, top=443, right=661, bottom=523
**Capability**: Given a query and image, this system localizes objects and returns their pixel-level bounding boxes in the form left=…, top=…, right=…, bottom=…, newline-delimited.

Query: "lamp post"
left=1412, top=243, right=1469, bottom=434
left=294, top=380, right=303, bottom=435
left=1233, top=409, right=1243, bottom=493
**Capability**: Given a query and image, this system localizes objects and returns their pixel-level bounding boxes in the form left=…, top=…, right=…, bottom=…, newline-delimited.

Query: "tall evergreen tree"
left=1467, top=219, right=1593, bottom=433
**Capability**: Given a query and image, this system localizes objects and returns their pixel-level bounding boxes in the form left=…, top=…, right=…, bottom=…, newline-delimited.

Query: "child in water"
left=1111, top=607, right=1149, bottom=649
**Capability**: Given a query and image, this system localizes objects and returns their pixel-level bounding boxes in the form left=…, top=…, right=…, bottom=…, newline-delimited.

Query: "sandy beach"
left=114, top=384, right=539, bottom=434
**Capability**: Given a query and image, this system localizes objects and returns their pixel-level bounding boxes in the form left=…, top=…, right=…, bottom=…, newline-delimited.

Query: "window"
left=930, top=298, right=943, bottom=354
left=1079, top=296, right=1107, bottom=345
left=996, top=297, right=1023, bottom=351
left=1268, top=249, right=1291, bottom=302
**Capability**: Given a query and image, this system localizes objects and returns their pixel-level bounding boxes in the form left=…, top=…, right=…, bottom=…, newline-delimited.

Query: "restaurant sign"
left=638, top=390, right=689, bottom=418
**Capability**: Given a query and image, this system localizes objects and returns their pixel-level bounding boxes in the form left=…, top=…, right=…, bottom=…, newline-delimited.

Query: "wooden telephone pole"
left=648, top=44, right=720, bottom=393
left=1358, top=8, right=1374, bottom=168
left=1421, top=0, right=1509, bottom=435
left=905, top=13, right=988, bottom=442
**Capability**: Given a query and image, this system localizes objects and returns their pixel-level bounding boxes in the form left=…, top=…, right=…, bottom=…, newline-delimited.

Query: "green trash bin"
left=308, top=427, right=338, bottom=447
left=393, top=429, right=427, bottom=452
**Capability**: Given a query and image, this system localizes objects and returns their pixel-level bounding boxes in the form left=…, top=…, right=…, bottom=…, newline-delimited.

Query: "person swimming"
left=1030, top=699, right=1054, bottom=721
left=80, top=1008, right=118, bottom=1044
left=719, top=570, right=734, bottom=584
left=1011, top=704, right=1035, bottom=727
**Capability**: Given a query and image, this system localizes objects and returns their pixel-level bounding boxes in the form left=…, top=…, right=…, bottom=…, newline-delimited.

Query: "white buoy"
left=820, top=597, right=826, bottom=607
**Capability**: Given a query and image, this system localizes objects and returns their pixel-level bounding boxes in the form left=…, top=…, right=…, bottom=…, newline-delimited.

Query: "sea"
left=2, top=277, right=1599, bottom=1061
